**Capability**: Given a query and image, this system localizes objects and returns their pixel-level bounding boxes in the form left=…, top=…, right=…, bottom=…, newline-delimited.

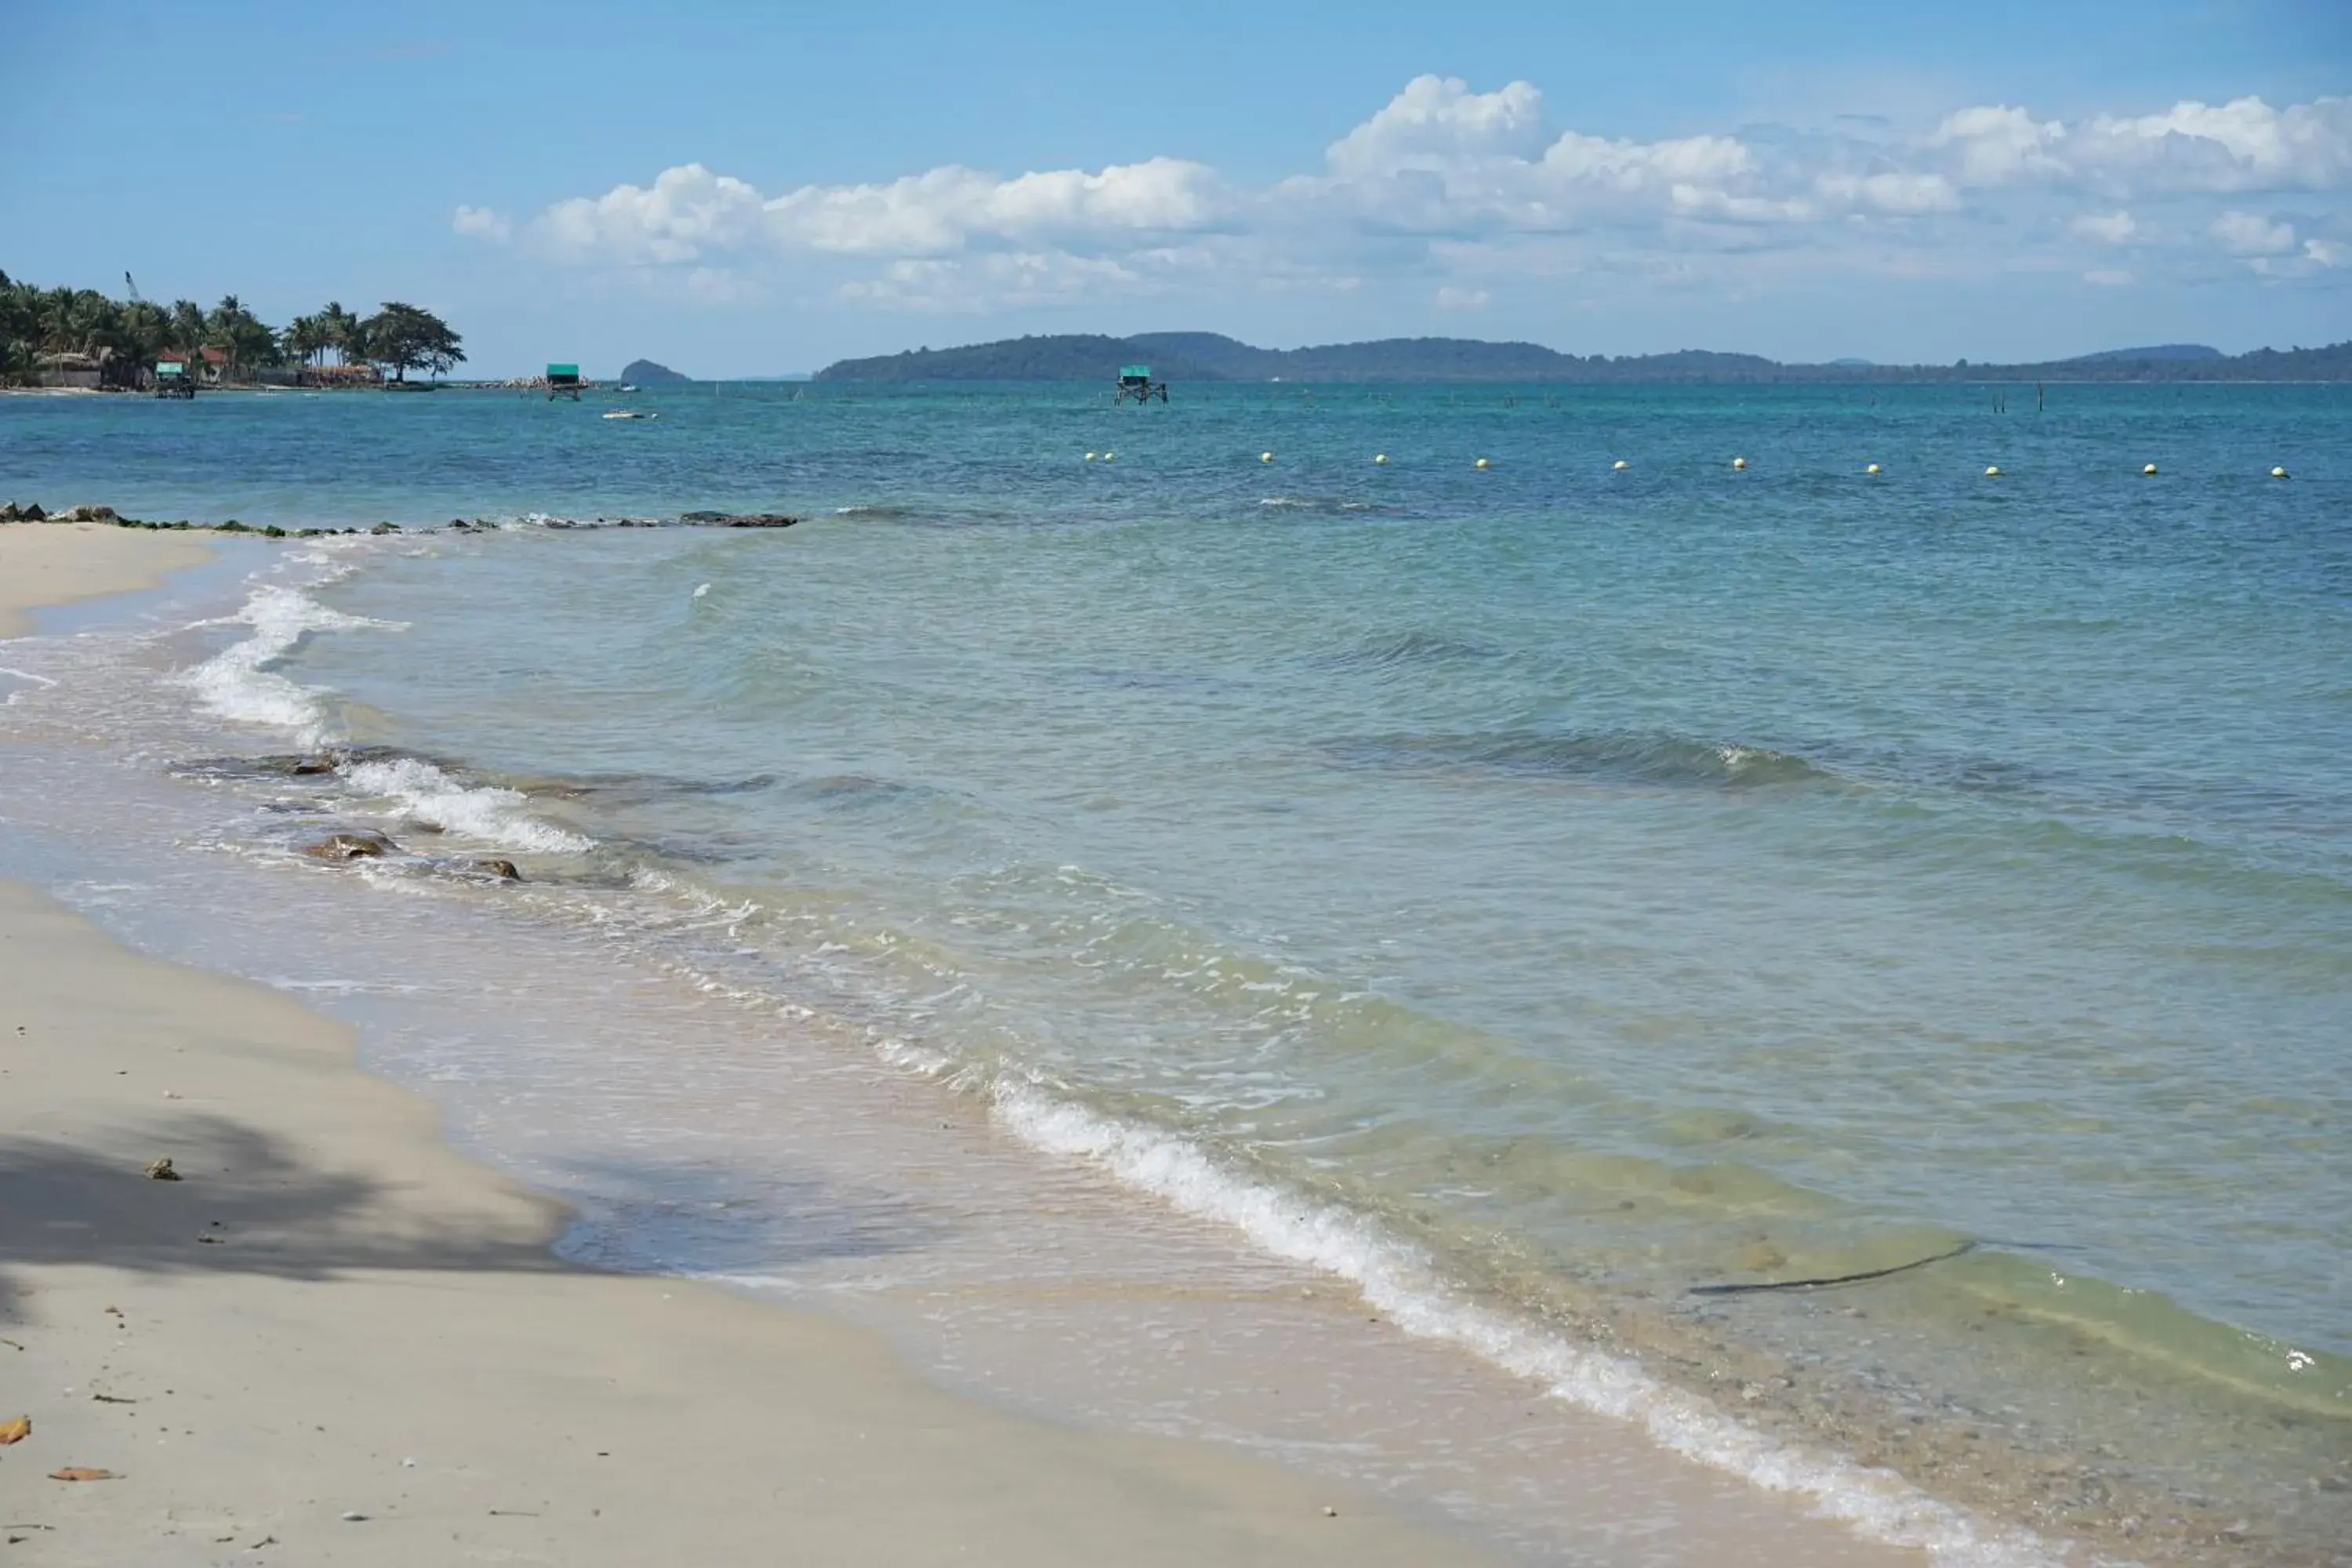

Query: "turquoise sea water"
left=5, top=382, right=2348, bottom=1561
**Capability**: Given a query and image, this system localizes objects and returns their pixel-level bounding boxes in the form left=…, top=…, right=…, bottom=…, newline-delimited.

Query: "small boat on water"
left=601, top=409, right=657, bottom=420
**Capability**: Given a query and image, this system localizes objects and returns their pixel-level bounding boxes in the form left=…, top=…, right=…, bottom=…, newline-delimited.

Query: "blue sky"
left=8, top=1, right=2348, bottom=376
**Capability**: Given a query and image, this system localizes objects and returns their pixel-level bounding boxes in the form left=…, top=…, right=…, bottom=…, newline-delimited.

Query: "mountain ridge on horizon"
left=813, top=332, right=2352, bottom=384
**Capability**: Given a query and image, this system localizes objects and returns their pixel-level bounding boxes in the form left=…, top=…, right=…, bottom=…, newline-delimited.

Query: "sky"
left=7, top=1, right=2349, bottom=376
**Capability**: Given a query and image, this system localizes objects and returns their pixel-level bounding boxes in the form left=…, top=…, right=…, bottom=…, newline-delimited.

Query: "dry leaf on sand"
left=0, top=1415, right=29, bottom=1444
left=50, top=1467, right=118, bottom=1482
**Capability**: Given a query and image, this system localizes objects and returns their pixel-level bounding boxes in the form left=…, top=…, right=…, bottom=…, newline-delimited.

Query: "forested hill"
left=811, top=332, right=2352, bottom=383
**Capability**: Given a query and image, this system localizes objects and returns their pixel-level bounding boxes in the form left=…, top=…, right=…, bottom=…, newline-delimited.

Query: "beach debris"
left=1322, top=1505, right=1339, bottom=1517
left=340, top=1510, right=369, bottom=1522
left=0, top=1416, right=29, bottom=1445
left=144, top=1157, right=181, bottom=1181
left=1690, top=1240, right=1978, bottom=1296
left=299, top=829, right=397, bottom=862
left=49, top=1468, right=117, bottom=1482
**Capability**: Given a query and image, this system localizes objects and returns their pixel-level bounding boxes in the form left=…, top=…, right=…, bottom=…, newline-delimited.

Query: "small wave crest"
left=1257, top=495, right=1396, bottom=515
left=178, top=585, right=401, bottom=747
left=341, top=755, right=593, bottom=855
left=1320, top=729, right=1834, bottom=789
left=981, top=1082, right=2054, bottom=1566
left=1312, top=631, right=1505, bottom=672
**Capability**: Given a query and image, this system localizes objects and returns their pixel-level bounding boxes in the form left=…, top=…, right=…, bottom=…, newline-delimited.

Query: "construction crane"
left=125, top=271, right=143, bottom=303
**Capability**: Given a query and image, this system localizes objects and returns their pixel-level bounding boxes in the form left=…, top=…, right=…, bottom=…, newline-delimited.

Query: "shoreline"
left=0, top=530, right=1490, bottom=1566
left=5, top=517, right=2336, bottom=1566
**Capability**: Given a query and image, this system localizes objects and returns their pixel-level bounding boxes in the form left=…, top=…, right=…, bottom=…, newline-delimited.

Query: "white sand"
left=0, top=522, right=216, bottom=639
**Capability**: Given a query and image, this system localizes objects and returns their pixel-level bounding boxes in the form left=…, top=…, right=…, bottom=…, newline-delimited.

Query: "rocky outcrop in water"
left=299, top=829, right=396, bottom=862
left=5, top=501, right=801, bottom=535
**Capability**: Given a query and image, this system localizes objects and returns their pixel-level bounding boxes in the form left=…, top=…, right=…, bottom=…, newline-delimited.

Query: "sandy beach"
left=0, top=521, right=216, bottom=639
left=0, top=528, right=1488, bottom=1566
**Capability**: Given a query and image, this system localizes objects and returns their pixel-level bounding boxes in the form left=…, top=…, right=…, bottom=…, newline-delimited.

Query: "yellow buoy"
left=1985, top=466, right=2002, bottom=477
left=1474, top=457, right=1490, bottom=470
left=2142, top=463, right=2158, bottom=476
left=1103, top=451, right=1115, bottom=461
left=1374, top=453, right=1388, bottom=464
left=1731, top=456, right=1748, bottom=470
left=2272, top=466, right=2290, bottom=479
left=1865, top=463, right=1881, bottom=475
left=1084, top=452, right=1097, bottom=461
left=1261, top=452, right=1274, bottom=463
left=1612, top=459, right=1628, bottom=471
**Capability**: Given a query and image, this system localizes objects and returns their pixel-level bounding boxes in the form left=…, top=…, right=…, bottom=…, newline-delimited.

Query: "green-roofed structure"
left=1116, top=363, right=1167, bottom=403
left=546, top=362, right=582, bottom=401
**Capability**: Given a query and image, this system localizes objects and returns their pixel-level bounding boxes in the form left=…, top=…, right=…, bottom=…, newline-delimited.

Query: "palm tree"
left=169, top=299, right=206, bottom=356
left=320, top=300, right=362, bottom=368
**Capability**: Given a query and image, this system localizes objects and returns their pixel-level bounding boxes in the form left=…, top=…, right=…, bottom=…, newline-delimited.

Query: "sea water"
left=3, top=381, right=2347, bottom=1563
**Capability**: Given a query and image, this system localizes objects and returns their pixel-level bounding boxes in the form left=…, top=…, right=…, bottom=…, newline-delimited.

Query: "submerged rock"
left=678, top=510, right=800, bottom=528
left=299, top=829, right=396, bottom=862
left=466, top=858, right=522, bottom=881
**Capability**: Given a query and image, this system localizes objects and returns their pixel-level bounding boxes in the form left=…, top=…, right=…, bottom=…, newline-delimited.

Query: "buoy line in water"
left=1074, top=452, right=2301, bottom=479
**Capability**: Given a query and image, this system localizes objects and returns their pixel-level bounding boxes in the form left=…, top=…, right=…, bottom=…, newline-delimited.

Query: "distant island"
left=619, top=358, right=690, bottom=384
left=815, top=332, right=2352, bottom=384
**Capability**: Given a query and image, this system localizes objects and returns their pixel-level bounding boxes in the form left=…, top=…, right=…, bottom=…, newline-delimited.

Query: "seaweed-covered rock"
left=678, top=510, right=800, bottom=528
left=299, top=829, right=397, bottom=862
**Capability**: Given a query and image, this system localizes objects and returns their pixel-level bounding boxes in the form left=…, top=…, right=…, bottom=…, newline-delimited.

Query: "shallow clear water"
left=5, top=381, right=2349, bottom=1562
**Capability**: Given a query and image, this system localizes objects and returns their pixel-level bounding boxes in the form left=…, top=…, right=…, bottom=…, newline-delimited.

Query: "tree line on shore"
left=0, top=271, right=465, bottom=387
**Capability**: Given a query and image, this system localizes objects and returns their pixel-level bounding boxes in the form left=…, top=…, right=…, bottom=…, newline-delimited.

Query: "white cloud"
left=2082, top=268, right=2135, bottom=287
left=1435, top=285, right=1490, bottom=310
left=460, top=78, right=2352, bottom=312
left=2210, top=209, right=2296, bottom=254
left=1931, top=105, right=2068, bottom=185
left=1324, top=75, right=1546, bottom=178
left=837, top=251, right=1151, bottom=311
left=2070, top=209, right=2137, bottom=243
left=1933, top=95, right=2352, bottom=195
left=2306, top=237, right=2348, bottom=268
left=451, top=205, right=511, bottom=242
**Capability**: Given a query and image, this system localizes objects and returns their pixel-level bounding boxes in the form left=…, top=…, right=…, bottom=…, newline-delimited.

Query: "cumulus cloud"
left=2211, top=209, right=2297, bottom=254
left=2070, top=209, right=2138, bottom=243
left=451, top=205, right=512, bottom=242
left=1435, top=285, right=1490, bottom=310
left=1933, top=95, right=2352, bottom=194
left=458, top=77, right=2352, bottom=310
